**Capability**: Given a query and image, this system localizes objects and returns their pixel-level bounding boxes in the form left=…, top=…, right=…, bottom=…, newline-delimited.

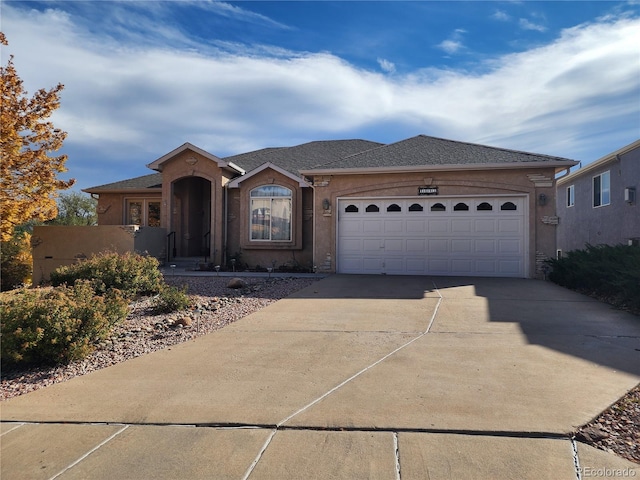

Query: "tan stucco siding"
left=94, top=192, right=162, bottom=226
left=225, top=168, right=313, bottom=270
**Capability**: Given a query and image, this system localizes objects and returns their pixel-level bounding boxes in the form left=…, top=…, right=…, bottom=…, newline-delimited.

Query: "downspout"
left=223, top=184, right=228, bottom=266
left=307, top=177, right=317, bottom=272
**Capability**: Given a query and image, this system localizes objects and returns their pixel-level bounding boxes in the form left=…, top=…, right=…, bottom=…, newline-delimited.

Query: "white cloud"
left=436, top=29, right=467, bottom=55
left=492, top=10, right=511, bottom=21
left=519, top=18, right=548, bottom=32
left=2, top=4, right=639, bottom=187
left=377, top=58, right=396, bottom=74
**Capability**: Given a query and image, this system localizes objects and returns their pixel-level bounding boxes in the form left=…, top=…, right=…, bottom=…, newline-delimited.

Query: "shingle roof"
left=307, top=135, right=576, bottom=171
left=222, top=140, right=383, bottom=175
left=83, top=173, right=163, bottom=193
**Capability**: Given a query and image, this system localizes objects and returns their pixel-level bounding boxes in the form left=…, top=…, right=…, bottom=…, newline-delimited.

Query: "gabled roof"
left=146, top=142, right=244, bottom=174
left=227, top=162, right=310, bottom=188
left=223, top=139, right=383, bottom=176
left=300, top=135, right=577, bottom=174
left=83, top=173, right=163, bottom=194
left=557, top=138, right=640, bottom=186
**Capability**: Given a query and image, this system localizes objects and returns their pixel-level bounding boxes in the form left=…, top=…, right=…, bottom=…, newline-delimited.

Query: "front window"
left=567, top=185, right=575, bottom=207
left=250, top=185, right=292, bottom=241
left=126, top=199, right=161, bottom=226
left=593, top=171, right=610, bottom=207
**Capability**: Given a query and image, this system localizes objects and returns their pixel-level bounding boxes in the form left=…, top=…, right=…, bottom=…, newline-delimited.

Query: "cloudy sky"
left=2, top=1, right=639, bottom=191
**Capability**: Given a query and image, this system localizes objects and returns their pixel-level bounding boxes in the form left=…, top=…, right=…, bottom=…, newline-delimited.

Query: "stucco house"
left=556, top=139, right=639, bottom=254
left=33, top=135, right=578, bottom=282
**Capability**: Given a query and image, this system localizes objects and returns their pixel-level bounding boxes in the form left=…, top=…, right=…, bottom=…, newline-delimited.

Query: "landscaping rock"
left=227, top=278, right=248, bottom=289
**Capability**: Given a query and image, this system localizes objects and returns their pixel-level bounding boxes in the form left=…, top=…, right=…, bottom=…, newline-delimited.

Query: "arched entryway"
left=171, top=177, right=212, bottom=258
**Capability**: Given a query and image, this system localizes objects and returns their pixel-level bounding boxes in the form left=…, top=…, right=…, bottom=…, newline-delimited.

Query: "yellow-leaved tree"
left=0, top=32, right=75, bottom=242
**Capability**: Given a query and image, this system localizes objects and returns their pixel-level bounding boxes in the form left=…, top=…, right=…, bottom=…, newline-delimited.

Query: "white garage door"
left=337, top=196, right=527, bottom=277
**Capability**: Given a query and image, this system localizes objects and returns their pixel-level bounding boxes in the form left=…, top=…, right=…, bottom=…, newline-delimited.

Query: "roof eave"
left=300, top=161, right=579, bottom=176
left=557, top=139, right=640, bottom=185
left=82, top=187, right=162, bottom=195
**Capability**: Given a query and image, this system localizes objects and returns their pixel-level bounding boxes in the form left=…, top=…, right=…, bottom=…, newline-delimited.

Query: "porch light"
left=322, top=198, right=331, bottom=210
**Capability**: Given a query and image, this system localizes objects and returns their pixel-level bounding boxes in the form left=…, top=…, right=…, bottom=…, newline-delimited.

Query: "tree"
left=0, top=32, right=74, bottom=242
left=47, top=192, right=97, bottom=226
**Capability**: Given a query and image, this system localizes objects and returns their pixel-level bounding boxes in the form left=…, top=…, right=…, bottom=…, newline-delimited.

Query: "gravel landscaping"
left=1, top=274, right=638, bottom=464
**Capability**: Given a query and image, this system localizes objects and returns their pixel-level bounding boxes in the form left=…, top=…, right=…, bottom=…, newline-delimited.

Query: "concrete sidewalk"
left=2, top=275, right=639, bottom=479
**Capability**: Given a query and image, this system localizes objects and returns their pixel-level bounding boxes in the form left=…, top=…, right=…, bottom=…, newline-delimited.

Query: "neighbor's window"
left=126, top=199, right=161, bottom=227
left=593, top=171, right=610, bottom=207
left=567, top=185, right=575, bottom=207
left=250, top=185, right=292, bottom=241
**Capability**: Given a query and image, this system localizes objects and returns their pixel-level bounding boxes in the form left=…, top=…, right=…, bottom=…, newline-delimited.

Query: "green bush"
left=1, top=280, right=129, bottom=367
left=151, top=284, right=191, bottom=314
left=1, top=230, right=32, bottom=291
left=50, top=251, right=163, bottom=298
left=547, top=244, right=640, bottom=314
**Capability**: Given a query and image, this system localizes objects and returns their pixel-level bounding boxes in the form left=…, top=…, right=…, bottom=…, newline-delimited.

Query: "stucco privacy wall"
left=308, top=167, right=559, bottom=277
left=226, top=167, right=313, bottom=269
left=32, top=225, right=166, bottom=285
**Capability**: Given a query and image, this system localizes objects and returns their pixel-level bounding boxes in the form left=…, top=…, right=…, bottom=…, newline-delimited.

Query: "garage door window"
left=345, top=204, right=359, bottom=213
left=477, top=202, right=493, bottom=211
left=409, top=203, right=423, bottom=212
left=366, top=204, right=380, bottom=213
left=501, top=201, right=517, bottom=211
left=387, top=204, right=401, bottom=212
left=250, top=185, right=292, bottom=241
left=431, top=203, right=446, bottom=212
left=454, top=202, right=469, bottom=211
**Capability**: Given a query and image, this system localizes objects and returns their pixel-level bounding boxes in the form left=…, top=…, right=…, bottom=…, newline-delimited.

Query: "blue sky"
left=2, top=1, right=639, bottom=191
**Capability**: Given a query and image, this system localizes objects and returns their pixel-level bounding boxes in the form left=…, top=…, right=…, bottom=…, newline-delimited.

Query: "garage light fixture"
left=538, top=193, right=547, bottom=206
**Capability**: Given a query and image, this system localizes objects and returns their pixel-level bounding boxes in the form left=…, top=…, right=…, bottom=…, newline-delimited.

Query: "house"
left=556, top=139, right=639, bottom=254
left=32, top=135, right=578, bottom=282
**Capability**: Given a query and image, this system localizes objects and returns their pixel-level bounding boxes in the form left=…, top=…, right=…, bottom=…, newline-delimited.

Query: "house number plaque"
left=418, top=186, right=438, bottom=195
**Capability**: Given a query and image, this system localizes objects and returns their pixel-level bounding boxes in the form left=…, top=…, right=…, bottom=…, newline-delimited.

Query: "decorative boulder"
left=227, top=278, right=248, bottom=289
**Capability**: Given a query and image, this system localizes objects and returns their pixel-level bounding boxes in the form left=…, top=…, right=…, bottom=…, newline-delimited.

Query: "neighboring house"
left=33, top=135, right=578, bottom=282
left=556, top=139, right=639, bottom=254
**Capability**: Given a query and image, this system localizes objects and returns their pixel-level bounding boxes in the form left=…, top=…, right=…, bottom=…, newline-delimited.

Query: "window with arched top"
left=477, top=202, right=493, bottom=211
left=501, top=201, right=517, bottom=211
left=431, top=203, right=446, bottom=212
left=345, top=204, right=359, bottom=213
left=387, top=204, right=401, bottom=212
left=453, top=202, right=469, bottom=211
left=409, top=203, right=423, bottom=212
left=365, top=204, right=380, bottom=213
left=250, top=185, right=292, bottom=241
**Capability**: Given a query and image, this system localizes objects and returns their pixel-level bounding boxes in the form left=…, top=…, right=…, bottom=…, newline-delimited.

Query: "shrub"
left=548, top=244, right=640, bottom=314
left=151, top=284, right=191, bottom=314
left=50, top=251, right=163, bottom=298
left=1, top=280, right=129, bottom=367
left=1, top=230, right=32, bottom=291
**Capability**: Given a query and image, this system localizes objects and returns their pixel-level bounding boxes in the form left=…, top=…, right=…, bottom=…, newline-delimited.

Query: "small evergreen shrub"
left=50, top=251, right=163, bottom=298
left=151, top=284, right=191, bottom=314
left=1, top=280, right=129, bottom=367
left=547, top=244, right=640, bottom=314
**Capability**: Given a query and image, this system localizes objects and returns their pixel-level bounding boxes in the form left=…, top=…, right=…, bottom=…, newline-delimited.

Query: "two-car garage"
left=337, top=196, right=527, bottom=277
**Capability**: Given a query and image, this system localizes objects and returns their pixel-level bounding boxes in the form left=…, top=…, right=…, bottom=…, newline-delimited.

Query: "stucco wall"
left=308, top=167, right=559, bottom=278
left=225, top=168, right=313, bottom=270
left=159, top=150, right=228, bottom=264
left=557, top=147, right=640, bottom=252
left=32, top=225, right=166, bottom=285
left=95, top=192, right=162, bottom=225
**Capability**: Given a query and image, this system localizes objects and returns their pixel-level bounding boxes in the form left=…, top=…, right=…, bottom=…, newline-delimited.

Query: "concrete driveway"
left=2, top=275, right=639, bottom=479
